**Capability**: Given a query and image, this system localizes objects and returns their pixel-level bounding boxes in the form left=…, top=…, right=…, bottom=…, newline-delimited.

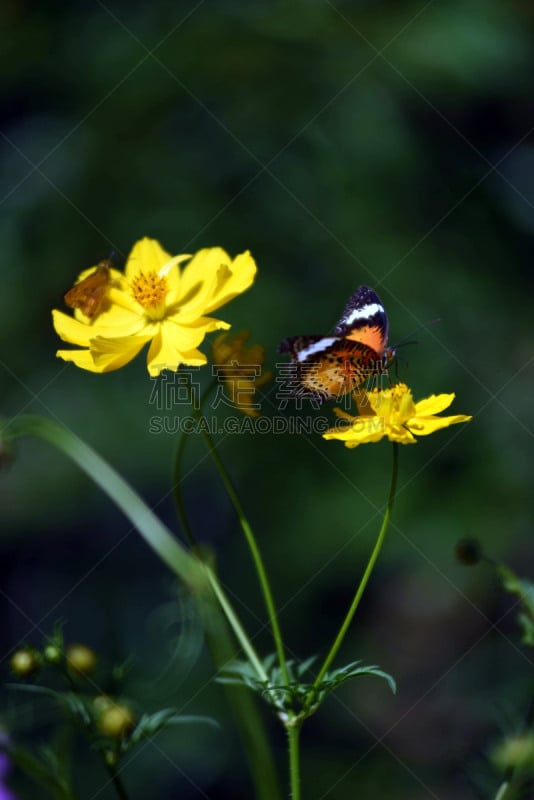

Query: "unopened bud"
left=98, top=705, right=136, bottom=739
left=10, top=648, right=40, bottom=677
left=455, top=538, right=482, bottom=566
left=66, top=644, right=97, bottom=675
left=43, top=644, right=62, bottom=664
left=93, top=695, right=113, bottom=716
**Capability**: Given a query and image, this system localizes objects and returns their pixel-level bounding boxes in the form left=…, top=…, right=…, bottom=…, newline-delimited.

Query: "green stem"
left=168, top=398, right=267, bottom=681
left=197, top=592, right=282, bottom=800
left=170, top=398, right=280, bottom=796
left=106, top=762, right=129, bottom=800
left=171, top=378, right=219, bottom=548
left=310, top=442, right=399, bottom=695
left=206, top=569, right=268, bottom=682
left=195, top=414, right=289, bottom=686
left=171, top=429, right=197, bottom=548
left=287, top=722, right=302, bottom=800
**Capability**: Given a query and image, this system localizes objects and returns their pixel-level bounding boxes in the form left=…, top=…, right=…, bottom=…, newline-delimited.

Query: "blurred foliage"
left=1, top=0, right=534, bottom=797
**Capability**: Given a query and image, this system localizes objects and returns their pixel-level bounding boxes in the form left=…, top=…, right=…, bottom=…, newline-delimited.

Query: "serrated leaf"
left=321, top=662, right=397, bottom=696
left=217, top=654, right=395, bottom=722
left=297, top=655, right=318, bottom=677
left=218, top=659, right=258, bottom=681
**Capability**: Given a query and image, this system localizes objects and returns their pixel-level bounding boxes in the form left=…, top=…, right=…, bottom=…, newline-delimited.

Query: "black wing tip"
left=278, top=337, right=295, bottom=354
left=350, top=285, right=383, bottom=303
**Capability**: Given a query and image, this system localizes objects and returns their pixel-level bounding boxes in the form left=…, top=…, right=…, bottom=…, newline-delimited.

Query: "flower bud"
left=43, top=644, right=62, bottom=664
left=66, top=644, right=97, bottom=675
left=10, top=648, right=40, bottom=677
left=455, top=538, right=482, bottom=566
left=92, top=695, right=113, bottom=716
left=98, top=705, right=136, bottom=739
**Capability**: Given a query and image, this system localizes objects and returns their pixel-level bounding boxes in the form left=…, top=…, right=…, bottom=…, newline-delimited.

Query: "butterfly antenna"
left=392, top=318, right=441, bottom=349
left=395, top=339, right=418, bottom=352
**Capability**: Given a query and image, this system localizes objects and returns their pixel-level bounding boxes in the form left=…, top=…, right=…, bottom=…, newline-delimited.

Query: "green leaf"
left=218, top=655, right=396, bottom=721
left=314, top=661, right=397, bottom=704
left=126, top=709, right=218, bottom=751
left=496, top=564, right=534, bottom=646
left=7, top=684, right=92, bottom=725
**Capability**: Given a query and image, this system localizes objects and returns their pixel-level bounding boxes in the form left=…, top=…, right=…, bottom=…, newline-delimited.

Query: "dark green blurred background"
left=1, top=1, right=534, bottom=798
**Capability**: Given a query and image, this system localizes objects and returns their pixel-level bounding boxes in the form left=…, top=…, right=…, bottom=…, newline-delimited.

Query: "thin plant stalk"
left=187, top=401, right=289, bottom=686
left=205, top=569, right=267, bottom=681
left=171, top=428, right=197, bottom=548
left=286, top=443, right=398, bottom=797
left=170, top=376, right=218, bottom=548
left=310, top=442, right=399, bottom=698
left=105, top=762, right=129, bottom=800
left=287, top=723, right=302, bottom=800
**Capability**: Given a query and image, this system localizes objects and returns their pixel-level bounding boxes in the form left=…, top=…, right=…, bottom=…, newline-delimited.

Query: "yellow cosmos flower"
left=323, top=383, right=471, bottom=447
left=211, top=331, right=272, bottom=417
left=52, top=238, right=257, bottom=376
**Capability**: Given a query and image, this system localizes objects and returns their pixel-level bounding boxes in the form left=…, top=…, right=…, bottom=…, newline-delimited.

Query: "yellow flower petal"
left=414, top=393, right=455, bottom=416
left=332, top=407, right=358, bottom=423
left=124, top=237, right=172, bottom=279
left=53, top=310, right=96, bottom=346
left=324, top=383, right=471, bottom=447
left=387, top=426, right=417, bottom=444
left=406, top=414, right=472, bottom=436
left=89, top=304, right=146, bottom=335
left=106, top=285, right=143, bottom=315
left=90, top=334, right=153, bottom=372
left=162, top=256, right=190, bottom=306
left=175, top=247, right=228, bottom=317
left=56, top=348, right=100, bottom=371
left=145, top=322, right=211, bottom=376
left=178, top=248, right=257, bottom=318
left=205, top=250, right=257, bottom=313
left=180, top=348, right=210, bottom=365
left=323, top=416, right=386, bottom=447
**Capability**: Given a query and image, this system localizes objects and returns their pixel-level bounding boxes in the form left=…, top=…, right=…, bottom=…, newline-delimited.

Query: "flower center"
left=130, top=271, right=168, bottom=319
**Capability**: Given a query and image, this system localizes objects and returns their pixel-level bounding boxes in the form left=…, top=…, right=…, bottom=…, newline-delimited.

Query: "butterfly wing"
left=64, top=262, right=112, bottom=319
left=278, top=335, right=339, bottom=360
left=278, top=335, right=386, bottom=402
left=335, top=285, right=389, bottom=354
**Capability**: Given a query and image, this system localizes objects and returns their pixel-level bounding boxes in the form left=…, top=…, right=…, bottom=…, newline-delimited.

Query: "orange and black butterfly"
left=64, top=259, right=113, bottom=319
left=278, top=286, right=395, bottom=403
